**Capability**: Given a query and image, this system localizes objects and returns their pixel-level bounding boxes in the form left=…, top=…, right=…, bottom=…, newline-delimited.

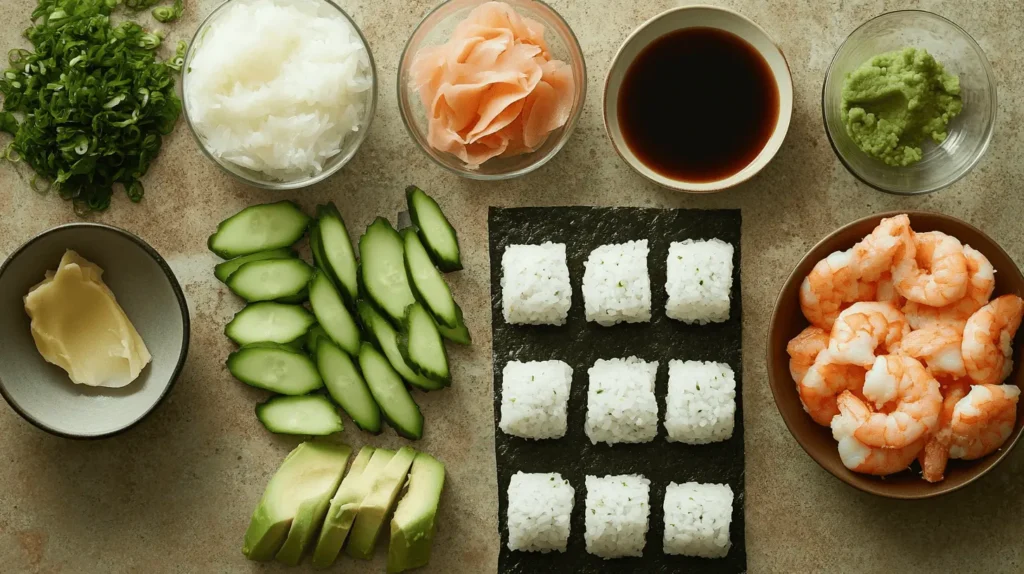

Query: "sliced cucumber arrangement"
left=208, top=201, right=310, bottom=258
left=215, top=248, right=295, bottom=283
left=316, top=339, right=382, bottom=433
left=400, top=303, right=451, bottom=386
left=306, top=325, right=330, bottom=353
left=255, top=395, right=343, bottom=436
left=359, top=218, right=416, bottom=325
left=436, top=301, right=471, bottom=346
left=227, top=258, right=313, bottom=302
left=402, top=228, right=458, bottom=329
left=358, top=343, right=424, bottom=440
left=226, top=303, right=315, bottom=346
left=407, top=186, right=462, bottom=272
left=228, top=343, right=323, bottom=395
left=357, top=301, right=444, bottom=392
left=308, top=270, right=361, bottom=356
left=316, top=203, right=359, bottom=304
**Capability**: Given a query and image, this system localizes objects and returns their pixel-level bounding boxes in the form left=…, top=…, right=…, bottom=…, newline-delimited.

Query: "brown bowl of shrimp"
left=767, top=211, right=1024, bottom=499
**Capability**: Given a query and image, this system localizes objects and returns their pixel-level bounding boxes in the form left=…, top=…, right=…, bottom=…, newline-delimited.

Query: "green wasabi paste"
left=841, top=47, right=963, bottom=167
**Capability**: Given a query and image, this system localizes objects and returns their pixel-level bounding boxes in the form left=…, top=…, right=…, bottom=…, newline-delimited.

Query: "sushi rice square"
left=585, top=357, right=659, bottom=445
left=665, top=360, right=736, bottom=444
left=665, top=239, right=734, bottom=324
left=663, top=482, right=734, bottom=558
left=501, top=242, right=572, bottom=325
left=582, top=240, right=652, bottom=326
left=499, top=360, right=573, bottom=440
left=506, top=472, right=575, bottom=553
left=585, top=474, right=651, bottom=559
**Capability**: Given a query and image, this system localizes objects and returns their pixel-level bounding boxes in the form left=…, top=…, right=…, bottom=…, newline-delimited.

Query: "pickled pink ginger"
left=410, top=1, right=575, bottom=168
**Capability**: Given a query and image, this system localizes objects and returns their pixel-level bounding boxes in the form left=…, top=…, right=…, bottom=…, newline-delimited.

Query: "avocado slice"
left=346, top=446, right=417, bottom=559
left=242, top=442, right=351, bottom=562
left=311, top=447, right=394, bottom=568
left=387, top=452, right=446, bottom=573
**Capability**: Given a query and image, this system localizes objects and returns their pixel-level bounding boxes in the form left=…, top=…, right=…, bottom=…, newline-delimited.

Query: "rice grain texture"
left=585, top=357, right=659, bottom=444
left=665, top=360, right=736, bottom=444
left=500, top=360, right=574, bottom=440
left=663, top=482, right=734, bottom=558
left=506, top=472, right=575, bottom=553
left=501, top=243, right=572, bottom=325
left=665, top=239, right=734, bottom=324
left=584, top=474, right=651, bottom=558
left=583, top=240, right=652, bottom=326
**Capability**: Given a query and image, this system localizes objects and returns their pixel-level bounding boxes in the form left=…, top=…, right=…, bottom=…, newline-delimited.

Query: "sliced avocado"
left=346, top=446, right=417, bottom=560
left=387, top=452, right=446, bottom=573
left=243, top=442, right=351, bottom=562
left=311, top=447, right=395, bottom=568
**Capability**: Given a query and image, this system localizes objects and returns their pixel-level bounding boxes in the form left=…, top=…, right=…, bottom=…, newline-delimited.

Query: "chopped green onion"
left=153, top=0, right=184, bottom=23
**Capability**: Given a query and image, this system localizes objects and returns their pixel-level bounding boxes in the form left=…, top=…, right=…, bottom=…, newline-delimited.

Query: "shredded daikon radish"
left=185, top=0, right=372, bottom=180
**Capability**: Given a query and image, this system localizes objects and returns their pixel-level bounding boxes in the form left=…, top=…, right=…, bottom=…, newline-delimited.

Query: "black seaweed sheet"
left=489, top=207, right=745, bottom=574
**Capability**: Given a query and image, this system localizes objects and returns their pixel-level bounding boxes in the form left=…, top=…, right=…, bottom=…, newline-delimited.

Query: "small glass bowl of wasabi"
left=398, top=0, right=587, bottom=180
left=822, top=10, right=996, bottom=195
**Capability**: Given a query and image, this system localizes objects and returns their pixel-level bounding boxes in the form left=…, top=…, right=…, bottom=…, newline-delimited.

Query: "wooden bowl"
left=767, top=211, right=1024, bottom=499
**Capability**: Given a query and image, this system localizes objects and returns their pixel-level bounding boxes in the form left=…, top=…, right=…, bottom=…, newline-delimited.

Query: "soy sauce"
left=618, top=27, right=780, bottom=183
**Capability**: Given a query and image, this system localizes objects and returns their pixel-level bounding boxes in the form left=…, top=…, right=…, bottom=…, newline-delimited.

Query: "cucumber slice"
left=308, top=270, right=361, bottom=356
left=316, top=339, right=382, bottom=433
left=227, top=258, right=313, bottom=302
left=214, top=248, right=295, bottom=283
left=435, top=301, right=471, bottom=346
left=402, top=228, right=458, bottom=329
left=406, top=186, right=462, bottom=272
left=316, top=203, right=359, bottom=304
left=228, top=343, right=323, bottom=394
left=306, top=325, right=330, bottom=353
left=358, top=343, right=424, bottom=440
left=209, top=201, right=310, bottom=258
left=359, top=218, right=416, bottom=325
left=255, top=395, right=343, bottom=436
left=400, top=303, right=451, bottom=385
left=357, top=301, right=444, bottom=392
left=226, top=303, right=315, bottom=346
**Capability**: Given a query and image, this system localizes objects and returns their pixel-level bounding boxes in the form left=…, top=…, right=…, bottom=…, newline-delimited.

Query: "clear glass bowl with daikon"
left=183, top=0, right=377, bottom=190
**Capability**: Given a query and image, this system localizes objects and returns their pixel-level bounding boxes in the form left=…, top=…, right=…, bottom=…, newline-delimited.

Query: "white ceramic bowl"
left=603, top=6, right=794, bottom=193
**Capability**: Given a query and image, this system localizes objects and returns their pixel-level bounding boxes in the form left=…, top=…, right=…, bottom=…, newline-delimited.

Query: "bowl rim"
left=396, top=0, right=588, bottom=180
left=820, top=9, right=997, bottom=196
left=0, top=223, right=191, bottom=440
left=766, top=210, right=1023, bottom=499
left=181, top=0, right=379, bottom=191
left=602, top=4, right=794, bottom=193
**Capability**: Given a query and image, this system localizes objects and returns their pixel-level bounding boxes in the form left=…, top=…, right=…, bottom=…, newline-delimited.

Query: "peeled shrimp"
left=854, top=355, right=942, bottom=449
left=831, top=391, right=925, bottom=476
left=918, top=380, right=969, bottom=483
left=851, top=214, right=913, bottom=282
left=798, top=351, right=867, bottom=427
left=875, top=272, right=904, bottom=307
left=828, top=302, right=910, bottom=367
left=787, top=326, right=830, bottom=385
left=962, top=294, right=1024, bottom=385
left=892, top=231, right=969, bottom=307
left=800, top=250, right=875, bottom=330
left=898, top=324, right=967, bottom=379
left=904, top=244, right=995, bottom=331
left=949, top=384, right=1021, bottom=460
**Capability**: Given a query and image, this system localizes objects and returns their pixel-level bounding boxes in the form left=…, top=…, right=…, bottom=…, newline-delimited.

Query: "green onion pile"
left=0, top=0, right=186, bottom=212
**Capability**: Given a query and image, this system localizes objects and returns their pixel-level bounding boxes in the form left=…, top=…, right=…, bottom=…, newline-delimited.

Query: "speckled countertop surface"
left=1, top=0, right=1022, bottom=572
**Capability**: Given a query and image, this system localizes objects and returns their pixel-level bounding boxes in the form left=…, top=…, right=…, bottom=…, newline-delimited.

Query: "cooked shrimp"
left=851, top=214, right=913, bottom=282
left=961, top=294, right=1024, bottom=385
left=948, top=384, right=1021, bottom=460
left=904, top=245, right=995, bottom=331
left=798, top=351, right=867, bottom=427
left=898, top=324, right=967, bottom=379
left=787, top=326, right=830, bottom=385
left=854, top=355, right=942, bottom=449
left=875, top=272, right=904, bottom=307
left=831, top=391, right=925, bottom=476
left=893, top=231, right=969, bottom=307
left=918, top=380, right=969, bottom=483
left=828, top=302, right=910, bottom=367
left=800, top=250, right=875, bottom=330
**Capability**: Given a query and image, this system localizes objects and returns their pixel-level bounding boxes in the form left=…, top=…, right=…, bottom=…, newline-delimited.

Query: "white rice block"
left=665, top=360, right=736, bottom=444
left=585, top=474, right=651, bottom=559
left=665, top=239, right=734, bottom=324
left=585, top=357, right=659, bottom=444
left=663, top=482, right=734, bottom=558
left=506, top=472, right=575, bottom=553
left=501, top=242, right=571, bottom=325
left=500, top=360, right=574, bottom=440
left=582, top=240, right=651, bottom=326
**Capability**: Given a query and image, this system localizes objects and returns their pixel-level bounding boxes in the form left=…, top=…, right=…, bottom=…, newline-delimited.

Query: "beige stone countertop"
left=1, top=0, right=1023, bottom=572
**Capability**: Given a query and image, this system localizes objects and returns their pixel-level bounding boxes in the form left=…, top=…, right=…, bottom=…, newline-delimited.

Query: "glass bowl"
left=182, top=0, right=378, bottom=191
left=822, top=10, right=996, bottom=195
left=397, top=0, right=587, bottom=180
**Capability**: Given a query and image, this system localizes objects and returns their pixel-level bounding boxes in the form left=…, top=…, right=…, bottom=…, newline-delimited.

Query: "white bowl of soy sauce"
left=604, top=6, right=794, bottom=193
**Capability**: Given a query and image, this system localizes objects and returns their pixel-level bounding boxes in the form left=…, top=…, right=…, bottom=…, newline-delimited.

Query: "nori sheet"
left=489, top=207, right=745, bottom=574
